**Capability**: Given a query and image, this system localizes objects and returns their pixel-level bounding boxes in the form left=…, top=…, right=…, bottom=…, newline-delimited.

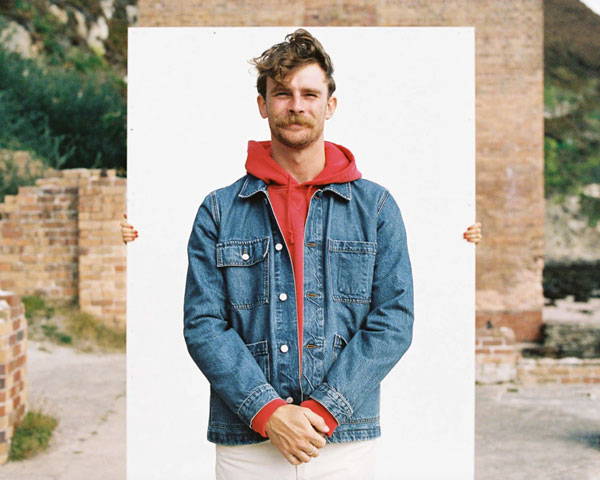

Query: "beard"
left=270, top=112, right=323, bottom=150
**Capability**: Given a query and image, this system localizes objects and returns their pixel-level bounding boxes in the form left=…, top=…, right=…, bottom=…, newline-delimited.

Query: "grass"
left=8, top=410, right=58, bottom=461
left=23, top=295, right=125, bottom=352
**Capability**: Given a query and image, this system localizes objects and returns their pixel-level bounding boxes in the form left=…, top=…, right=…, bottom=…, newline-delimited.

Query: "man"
left=182, top=28, right=409, bottom=479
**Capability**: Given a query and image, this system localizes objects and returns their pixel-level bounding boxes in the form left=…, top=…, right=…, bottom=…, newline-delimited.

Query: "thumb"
left=303, top=409, right=329, bottom=433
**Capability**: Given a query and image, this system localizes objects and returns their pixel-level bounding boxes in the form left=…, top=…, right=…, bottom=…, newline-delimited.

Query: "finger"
left=301, top=442, right=320, bottom=457
left=311, top=435, right=326, bottom=449
left=286, top=453, right=302, bottom=465
left=303, top=410, right=329, bottom=434
left=293, top=449, right=312, bottom=464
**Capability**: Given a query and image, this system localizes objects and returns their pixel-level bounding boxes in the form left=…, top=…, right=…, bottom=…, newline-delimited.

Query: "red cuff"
left=251, top=398, right=287, bottom=438
left=300, top=399, right=339, bottom=437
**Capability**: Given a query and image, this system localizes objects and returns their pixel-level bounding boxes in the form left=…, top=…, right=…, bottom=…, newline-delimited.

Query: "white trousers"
left=215, top=438, right=378, bottom=480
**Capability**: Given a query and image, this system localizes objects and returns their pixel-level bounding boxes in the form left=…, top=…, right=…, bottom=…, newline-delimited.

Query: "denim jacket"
left=183, top=173, right=414, bottom=445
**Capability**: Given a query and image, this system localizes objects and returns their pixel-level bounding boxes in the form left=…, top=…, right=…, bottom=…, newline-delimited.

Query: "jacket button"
left=275, top=243, right=283, bottom=251
left=280, top=344, right=289, bottom=353
left=286, top=396, right=294, bottom=403
left=241, top=253, right=250, bottom=260
left=279, top=293, right=288, bottom=301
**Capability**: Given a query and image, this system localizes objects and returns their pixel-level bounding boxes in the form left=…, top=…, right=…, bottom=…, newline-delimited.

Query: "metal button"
left=279, top=293, right=288, bottom=301
left=275, top=243, right=283, bottom=251
left=241, top=252, right=250, bottom=261
left=286, top=396, right=293, bottom=403
left=280, top=344, right=289, bottom=353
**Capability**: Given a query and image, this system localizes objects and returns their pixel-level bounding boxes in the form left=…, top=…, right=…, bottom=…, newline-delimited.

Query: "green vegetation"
left=0, top=0, right=129, bottom=179
left=544, top=0, right=600, bottom=227
left=0, top=151, right=48, bottom=202
left=62, top=307, right=125, bottom=352
left=543, top=260, right=600, bottom=304
left=8, top=410, right=58, bottom=461
left=23, top=295, right=125, bottom=352
left=0, top=46, right=126, bottom=172
left=22, top=294, right=55, bottom=320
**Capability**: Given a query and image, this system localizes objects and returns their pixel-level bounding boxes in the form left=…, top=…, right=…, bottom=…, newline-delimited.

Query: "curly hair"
left=250, top=28, right=336, bottom=99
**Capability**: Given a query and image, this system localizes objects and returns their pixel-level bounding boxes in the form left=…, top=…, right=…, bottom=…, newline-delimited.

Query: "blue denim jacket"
left=183, top=173, right=414, bottom=445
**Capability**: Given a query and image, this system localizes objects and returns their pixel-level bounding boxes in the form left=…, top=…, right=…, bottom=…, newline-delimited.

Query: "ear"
left=325, top=95, right=337, bottom=120
left=257, top=94, right=268, bottom=119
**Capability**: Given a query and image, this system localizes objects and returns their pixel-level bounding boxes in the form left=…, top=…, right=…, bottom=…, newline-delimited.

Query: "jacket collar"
left=238, top=174, right=352, bottom=201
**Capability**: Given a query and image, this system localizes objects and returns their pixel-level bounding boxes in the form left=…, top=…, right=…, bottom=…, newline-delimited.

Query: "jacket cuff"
left=300, top=399, right=339, bottom=437
left=306, top=383, right=353, bottom=425
left=238, top=383, right=282, bottom=427
left=250, top=398, right=287, bottom=438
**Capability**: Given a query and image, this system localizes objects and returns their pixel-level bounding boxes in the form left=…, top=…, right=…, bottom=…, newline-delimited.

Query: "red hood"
left=244, top=139, right=361, bottom=249
left=245, top=140, right=362, bottom=186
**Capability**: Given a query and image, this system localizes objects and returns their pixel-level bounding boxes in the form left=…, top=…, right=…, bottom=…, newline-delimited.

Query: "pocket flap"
left=245, top=339, right=268, bottom=357
left=328, top=239, right=377, bottom=255
left=216, top=237, right=270, bottom=267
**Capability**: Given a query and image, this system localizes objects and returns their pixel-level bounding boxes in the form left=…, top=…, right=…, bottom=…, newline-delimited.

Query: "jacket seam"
left=209, top=190, right=221, bottom=226
left=376, top=189, right=389, bottom=216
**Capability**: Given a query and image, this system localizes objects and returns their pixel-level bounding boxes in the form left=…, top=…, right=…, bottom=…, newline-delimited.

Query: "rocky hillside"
left=0, top=0, right=137, bottom=75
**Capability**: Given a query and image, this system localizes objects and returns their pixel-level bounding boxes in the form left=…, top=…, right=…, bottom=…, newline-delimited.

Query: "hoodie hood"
left=245, top=140, right=362, bottom=246
left=245, top=140, right=362, bottom=187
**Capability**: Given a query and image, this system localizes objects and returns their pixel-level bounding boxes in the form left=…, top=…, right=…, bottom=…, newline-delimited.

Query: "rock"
left=87, top=16, right=109, bottom=55
left=100, top=0, right=115, bottom=20
left=48, top=4, right=69, bottom=24
left=74, top=10, right=88, bottom=40
left=126, top=5, right=139, bottom=25
left=0, top=20, right=33, bottom=58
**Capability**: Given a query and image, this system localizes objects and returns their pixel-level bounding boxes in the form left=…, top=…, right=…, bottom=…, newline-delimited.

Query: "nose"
left=288, top=93, right=304, bottom=114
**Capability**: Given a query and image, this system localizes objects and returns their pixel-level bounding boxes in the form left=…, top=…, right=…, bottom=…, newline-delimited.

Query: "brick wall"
left=0, top=164, right=126, bottom=330
left=77, top=172, right=126, bottom=330
left=476, top=327, right=518, bottom=384
left=476, top=326, right=600, bottom=385
left=137, top=0, right=545, bottom=341
left=0, top=290, right=27, bottom=464
left=517, top=358, right=600, bottom=385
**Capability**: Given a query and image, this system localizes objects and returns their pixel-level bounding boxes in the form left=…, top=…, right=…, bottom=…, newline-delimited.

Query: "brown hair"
left=250, top=28, right=336, bottom=99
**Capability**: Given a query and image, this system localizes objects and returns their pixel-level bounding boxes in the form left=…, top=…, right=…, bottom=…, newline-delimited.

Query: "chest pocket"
left=216, top=237, right=270, bottom=310
left=328, top=239, right=377, bottom=304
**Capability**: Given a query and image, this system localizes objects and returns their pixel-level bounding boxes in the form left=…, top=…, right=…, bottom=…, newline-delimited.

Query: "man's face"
left=257, top=62, right=337, bottom=150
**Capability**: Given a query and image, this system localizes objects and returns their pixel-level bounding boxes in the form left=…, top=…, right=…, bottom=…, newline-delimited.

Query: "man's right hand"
left=265, top=404, right=329, bottom=465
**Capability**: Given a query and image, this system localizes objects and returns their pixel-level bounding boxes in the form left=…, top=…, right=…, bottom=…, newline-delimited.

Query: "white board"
left=127, top=26, right=475, bottom=480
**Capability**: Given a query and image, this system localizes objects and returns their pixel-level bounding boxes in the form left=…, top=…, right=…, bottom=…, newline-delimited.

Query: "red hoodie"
left=245, top=140, right=362, bottom=439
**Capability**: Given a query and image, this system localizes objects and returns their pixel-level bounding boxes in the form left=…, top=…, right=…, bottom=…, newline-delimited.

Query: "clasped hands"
left=265, top=404, right=330, bottom=466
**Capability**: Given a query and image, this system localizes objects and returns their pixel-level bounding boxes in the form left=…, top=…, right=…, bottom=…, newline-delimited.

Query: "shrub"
left=9, top=410, right=58, bottom=461
left=0, top=46, right=126, bottom=172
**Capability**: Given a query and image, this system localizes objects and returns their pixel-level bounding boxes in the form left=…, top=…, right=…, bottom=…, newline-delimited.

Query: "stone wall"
left=137, top=0, right=545, bottom=341
left=77, top=173, right=126, bottom=330
left=517, top=358, right=600, bottom=385
left=476, top=326, right=518, bottom=384
left=476, top=325, right=600, bottom=385
left=0, top=291, right=27, bottom=464
left=0, top=167, right=126, bottom=330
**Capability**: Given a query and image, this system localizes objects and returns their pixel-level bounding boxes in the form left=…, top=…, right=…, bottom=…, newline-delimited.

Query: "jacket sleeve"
left=183, top=191, right=283, bottom=428
left=307, top=189, right=414, bottom=425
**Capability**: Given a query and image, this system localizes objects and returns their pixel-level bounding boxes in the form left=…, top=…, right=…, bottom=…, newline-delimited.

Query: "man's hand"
left=265, top=405, right=329, bottom=465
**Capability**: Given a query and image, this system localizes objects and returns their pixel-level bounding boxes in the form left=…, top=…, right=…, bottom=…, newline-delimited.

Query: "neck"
left=270, top=138, right=325, bottom=183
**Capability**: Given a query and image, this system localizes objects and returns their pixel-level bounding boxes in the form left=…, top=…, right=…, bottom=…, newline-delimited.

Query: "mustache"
left=274, top=114, right=315, bottom=128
